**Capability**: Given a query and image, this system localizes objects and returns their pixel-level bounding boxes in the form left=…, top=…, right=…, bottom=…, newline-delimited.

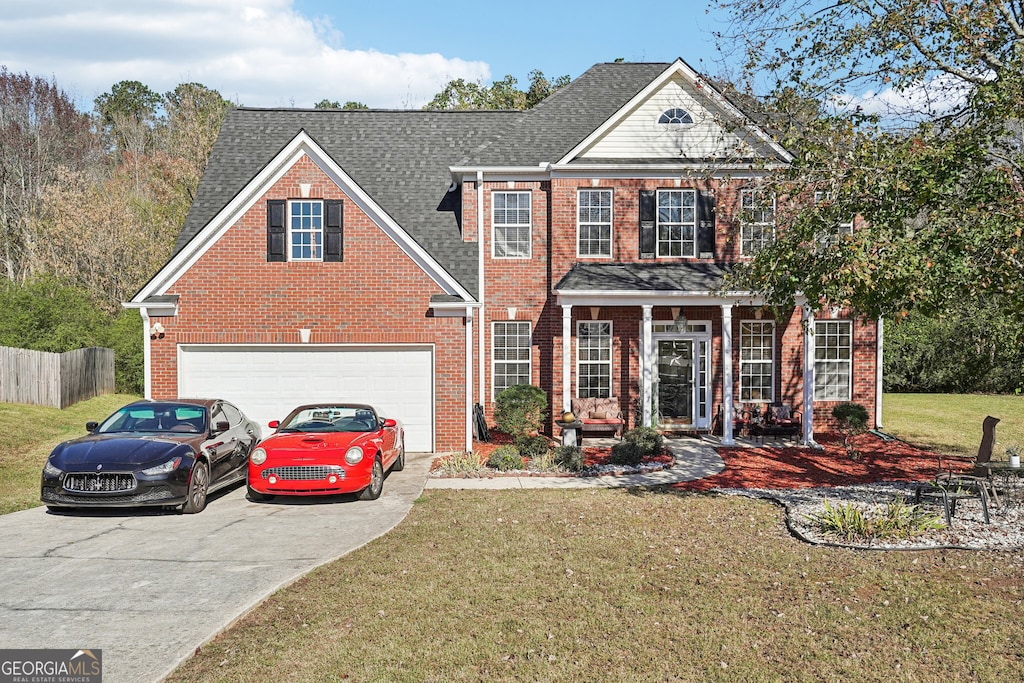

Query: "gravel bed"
left=717, top=479, right=1024, bottom=551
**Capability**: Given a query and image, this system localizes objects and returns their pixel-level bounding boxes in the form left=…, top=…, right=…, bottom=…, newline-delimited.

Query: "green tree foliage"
left=425, top=69, right=569, bottom=110
left=94, top=80, right=162, bottom=157
left=718, top=1, right=1024, bottom=341
left=0, top=277, right=143, bottom=392
left=314, top=100, right=369, bottom=110
left=493, top=384, right=548, bottom=437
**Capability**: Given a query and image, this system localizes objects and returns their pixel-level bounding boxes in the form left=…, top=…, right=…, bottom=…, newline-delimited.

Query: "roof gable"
left=559, top=60, right=792, bottom=165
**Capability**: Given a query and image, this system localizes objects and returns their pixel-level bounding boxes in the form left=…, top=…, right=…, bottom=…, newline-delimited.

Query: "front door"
left=656, top=339, right=693, bottom=422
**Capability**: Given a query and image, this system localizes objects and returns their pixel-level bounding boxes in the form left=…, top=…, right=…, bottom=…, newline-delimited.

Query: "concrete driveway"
left=0, top=452, right=432, bottom=683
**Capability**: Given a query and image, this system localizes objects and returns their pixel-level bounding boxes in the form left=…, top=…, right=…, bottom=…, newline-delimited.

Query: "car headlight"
left=141, top=457, right=182, bottom=475
left=250, top=448, right=267, bottom=465
left=344, top=446, right=364, bottom=465
left=43, top=461, right=63, bottom=478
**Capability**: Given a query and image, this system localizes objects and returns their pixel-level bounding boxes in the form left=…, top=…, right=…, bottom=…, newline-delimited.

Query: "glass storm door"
left=656, top=339, right=694, bottom=421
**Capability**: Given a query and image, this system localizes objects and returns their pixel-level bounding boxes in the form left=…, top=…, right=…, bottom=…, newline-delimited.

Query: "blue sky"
left=0, top=1, right=726, bottom=110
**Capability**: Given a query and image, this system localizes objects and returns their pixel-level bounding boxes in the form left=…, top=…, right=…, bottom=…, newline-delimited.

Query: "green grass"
left=169, top=489, right=1024, bottom=682
left=0, top=394, right=139, bottom=514
left=883, top=392, right=1024, bottom=457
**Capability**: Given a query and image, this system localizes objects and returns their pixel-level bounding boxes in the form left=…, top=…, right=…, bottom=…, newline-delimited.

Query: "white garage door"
left=178, top=345, right=434, bottom=451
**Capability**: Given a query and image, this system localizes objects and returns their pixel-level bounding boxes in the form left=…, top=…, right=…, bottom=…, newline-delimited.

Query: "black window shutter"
left=266, top=200, right=286, bottom=262
left=324, top=200, right=343, bottom=262
left=697, top=190, right=716, bottom=259
left=639, top=190, right=656, bottom=259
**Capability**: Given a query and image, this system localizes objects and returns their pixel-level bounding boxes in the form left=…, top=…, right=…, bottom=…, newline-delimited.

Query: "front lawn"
left=0, top=394, right=139, bottom=514
left=169, top=488, right=1024, bottom=682
left=883, top=392, right=1024, bottom=457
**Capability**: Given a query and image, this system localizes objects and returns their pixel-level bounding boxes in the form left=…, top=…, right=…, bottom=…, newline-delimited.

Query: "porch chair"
left=933, top=415, right=1001, bottom=506
left=757, top=403, right=802, bottom=442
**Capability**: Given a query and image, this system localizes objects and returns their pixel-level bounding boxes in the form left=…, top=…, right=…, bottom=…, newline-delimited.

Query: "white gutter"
left=140, top=308, right=153, bottom=399
left=466, top=307, right=474, bottom=452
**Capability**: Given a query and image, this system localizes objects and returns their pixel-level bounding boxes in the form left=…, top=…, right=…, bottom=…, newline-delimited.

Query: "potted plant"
left=1007, top=444, right=1021, bottom=468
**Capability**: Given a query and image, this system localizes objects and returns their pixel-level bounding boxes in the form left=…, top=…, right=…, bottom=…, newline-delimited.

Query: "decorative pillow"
left=773, top=405, right=792, bottom=420
left=591, top=410, right=607, bottom=420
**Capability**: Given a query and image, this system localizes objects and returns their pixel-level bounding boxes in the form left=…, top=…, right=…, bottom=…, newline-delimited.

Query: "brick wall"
left=149, top=156, right=468, bottom=451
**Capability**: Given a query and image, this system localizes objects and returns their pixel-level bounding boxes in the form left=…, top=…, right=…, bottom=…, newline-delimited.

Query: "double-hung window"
left=657, top=189, right=696, bottom=257
left=492, top=321, right=531, bottom=396
left=492, top=191, right=532, bottom=258
left=577, top=321, right=612, bottom=398
left=289, top=200, right=324, bottom=261
left=814, top=320, right=852, bottom=401
left=812, top=191, right=853, bottom=249
left=739, top=321, right=774, bottom=402
left=740, top=189, right=775, bottom=256
left=577, top=189, right=612, bottom=257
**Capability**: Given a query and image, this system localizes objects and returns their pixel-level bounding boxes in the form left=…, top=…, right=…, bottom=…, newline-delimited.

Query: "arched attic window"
left=658, top=108, right=694, bottom=124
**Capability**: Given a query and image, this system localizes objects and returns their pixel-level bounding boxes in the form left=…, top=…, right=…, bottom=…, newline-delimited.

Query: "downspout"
left=140, top=308, right=153, bottom=399
left=477, top=171, right=486, bottom=406
left=466, top=307, right=475, bottom=452
left=875, top=316, right=884, bottom=429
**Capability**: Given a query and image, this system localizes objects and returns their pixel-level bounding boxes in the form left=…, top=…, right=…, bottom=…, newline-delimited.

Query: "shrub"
left=609, top=442, right=642, bottom=466
left=832, top=402, right=869, bottom=459
left=553, top=445, right=584, bottom=472
left=528, top=449, right=557, bottom=472
left=494, top=384, right=547, bottom=438
left=514, top=434, right=551, bottom=460
left=434, top=451, right=486, bottom=476
left=487, top=445, right=524, bottom=471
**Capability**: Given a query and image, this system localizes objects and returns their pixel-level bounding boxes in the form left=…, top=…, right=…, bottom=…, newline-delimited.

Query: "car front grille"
left=63, top=472, right=137, bottom=493
left=44, top=486, right=175, bottom=505
left=262, top=465, right=345, bottom=481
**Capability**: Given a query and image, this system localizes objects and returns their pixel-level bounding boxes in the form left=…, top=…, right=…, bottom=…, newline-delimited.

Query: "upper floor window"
left=658, top=108, right=694, bottom=124
left=740, top=189, right=775, bottom=257
left=492, top=191, right=532, bottom=258
left=814, top=320, right=852, bottom=401
left=813, top=190, right=854, bottom=248
left=657, top=189, right=696, bottom=257
left=577, top=189, right=612, bottom=257
left=289, top=200, right=323, bottom=261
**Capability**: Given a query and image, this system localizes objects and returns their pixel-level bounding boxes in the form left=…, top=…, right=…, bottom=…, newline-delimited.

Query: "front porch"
left=554, top=262, right=823, bottom=447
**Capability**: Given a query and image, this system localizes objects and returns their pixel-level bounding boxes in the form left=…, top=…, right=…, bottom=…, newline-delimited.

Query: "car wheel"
left=391, top=440, right=406, bottom=472
left=359, top=457, right=384, bottom=500
left=182, top=460, right=210, bottom=514
left=246, top=484, right=273, bottom=502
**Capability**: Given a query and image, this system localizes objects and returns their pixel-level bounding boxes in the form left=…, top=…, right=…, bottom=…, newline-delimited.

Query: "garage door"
left=178, top=345, right=434, bottom=451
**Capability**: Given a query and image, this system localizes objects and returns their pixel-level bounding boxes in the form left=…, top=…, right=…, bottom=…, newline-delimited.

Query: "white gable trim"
left=133, top=130, right=474, bottom=303
left=557, top=59, right=794, bottom=165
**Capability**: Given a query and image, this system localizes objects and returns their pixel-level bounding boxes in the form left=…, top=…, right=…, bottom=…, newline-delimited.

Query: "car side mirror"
left=211, top=420, right=230, bottom=435
left=268, top=420, right=280, bottom=429
left=86, top=421, right=99, bottom=432
left=383, top=418, right=397, bottom=428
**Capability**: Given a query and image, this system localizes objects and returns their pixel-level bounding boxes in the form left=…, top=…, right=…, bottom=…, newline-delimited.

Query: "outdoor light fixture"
left=149, top=322, right=165, bottom=339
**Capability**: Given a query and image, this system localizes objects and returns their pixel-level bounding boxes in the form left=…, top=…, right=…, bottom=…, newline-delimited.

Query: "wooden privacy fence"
left=0, top=346, right=115, bottom=409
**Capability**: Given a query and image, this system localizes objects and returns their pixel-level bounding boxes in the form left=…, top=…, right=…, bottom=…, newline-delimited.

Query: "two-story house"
left=128, top=60, right=881, bottom=453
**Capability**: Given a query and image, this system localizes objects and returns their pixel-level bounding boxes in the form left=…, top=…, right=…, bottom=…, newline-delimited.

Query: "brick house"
left=127, top=60, right=882, bottom=453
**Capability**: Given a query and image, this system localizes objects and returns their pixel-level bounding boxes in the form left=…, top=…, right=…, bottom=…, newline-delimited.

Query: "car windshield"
left=96, top=404, right=208, bottom=434
left=278, top=406, right=378, bottom=433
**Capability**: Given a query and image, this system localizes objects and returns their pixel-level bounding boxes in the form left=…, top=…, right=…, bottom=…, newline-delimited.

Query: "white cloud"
left=0, top=0, right=490, bottom=109
left=831, top=72, right=975, bottom=121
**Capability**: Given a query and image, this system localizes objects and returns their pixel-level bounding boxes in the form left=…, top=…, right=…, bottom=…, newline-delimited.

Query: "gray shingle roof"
left=555, top=262, right=734, bottom=292
left=171, top=62, right=765, bottom=299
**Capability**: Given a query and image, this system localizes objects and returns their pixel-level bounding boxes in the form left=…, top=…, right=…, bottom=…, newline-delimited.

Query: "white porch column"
left=466, top=307, right=475, bottom=453
left=802, top=306, right=818, bottom=447
left=875, top=316, right=884, bottom=429
left=641, top=305, right=653, bottom=427
left=721, top=304, right=735, bottom=446
left=561, top=304, right=572, bottom=412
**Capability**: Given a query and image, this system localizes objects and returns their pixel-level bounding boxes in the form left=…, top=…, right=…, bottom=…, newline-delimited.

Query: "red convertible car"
left=247, top=403, right=405, bottom=501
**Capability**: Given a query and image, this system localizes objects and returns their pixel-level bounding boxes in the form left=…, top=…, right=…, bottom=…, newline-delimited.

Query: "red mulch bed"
left=673, top=432, right=951, bottom=491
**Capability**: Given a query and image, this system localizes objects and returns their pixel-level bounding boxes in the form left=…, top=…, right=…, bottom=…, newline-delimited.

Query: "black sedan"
left=41, top=399, right=261, bottom=514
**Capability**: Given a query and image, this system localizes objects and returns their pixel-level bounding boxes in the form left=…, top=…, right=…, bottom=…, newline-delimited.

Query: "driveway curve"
left=0, top=452, right=433, bottom=683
